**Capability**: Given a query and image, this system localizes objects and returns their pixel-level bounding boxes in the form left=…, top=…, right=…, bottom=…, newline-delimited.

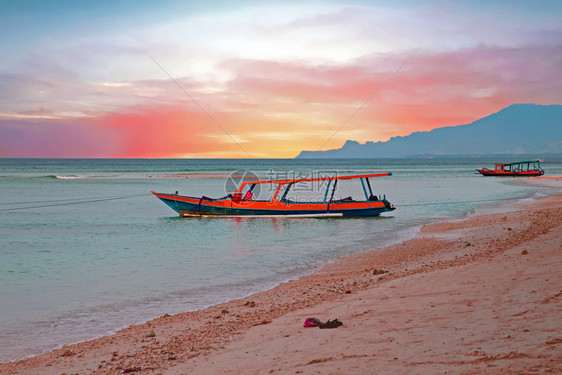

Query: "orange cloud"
left=91, top=105, right=327, bottom=158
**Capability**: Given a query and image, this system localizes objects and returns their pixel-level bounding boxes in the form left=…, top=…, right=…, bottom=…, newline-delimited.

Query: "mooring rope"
left=0, top=194, right=148, bottom=206
left=0, top=193, right=152, bottom=212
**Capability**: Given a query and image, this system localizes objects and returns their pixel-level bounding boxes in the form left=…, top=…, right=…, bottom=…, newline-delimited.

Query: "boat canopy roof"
left=235, top=172, right=391, bottom=194
left=497, top=159, right=542, bottom=166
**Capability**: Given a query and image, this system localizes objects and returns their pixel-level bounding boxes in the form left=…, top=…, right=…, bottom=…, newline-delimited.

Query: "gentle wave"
left=1, top=174, right=129, bottom=180
left=0, top=174, right=87, bottom=180
left=52, top=175, right=84, bottom=179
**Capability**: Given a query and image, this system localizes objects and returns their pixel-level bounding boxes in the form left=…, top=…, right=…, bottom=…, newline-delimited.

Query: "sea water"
left=0, top=157, right=560, bottom=362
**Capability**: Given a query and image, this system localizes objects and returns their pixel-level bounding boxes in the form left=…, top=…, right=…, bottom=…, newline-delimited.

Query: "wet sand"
left=2, top=177, right=561, bottom=375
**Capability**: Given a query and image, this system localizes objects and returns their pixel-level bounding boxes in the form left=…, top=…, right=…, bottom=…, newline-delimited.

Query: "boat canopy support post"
left=280, top=182, right=294, bottom=202
left=360, top=178, right=370, bottom=205
left=326, top=179, right=338, bottom=212
left=323, top=180, right=332, bottom=203
left=329, top=179, right=338, bottom=202
left=271, top=183, right=283, bottom=202
left=365, top=177, right=374, bottom=197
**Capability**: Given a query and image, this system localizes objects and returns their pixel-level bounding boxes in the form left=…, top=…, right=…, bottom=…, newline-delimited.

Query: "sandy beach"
left=2, top=177, right=561, bottom=375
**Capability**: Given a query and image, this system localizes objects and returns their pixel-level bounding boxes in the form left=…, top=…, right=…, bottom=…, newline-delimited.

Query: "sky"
left=0, top=0, right=561, bottom=158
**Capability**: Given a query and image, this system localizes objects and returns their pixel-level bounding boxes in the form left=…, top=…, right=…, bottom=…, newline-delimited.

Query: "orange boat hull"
left=152, top=192, right=395, bottom=217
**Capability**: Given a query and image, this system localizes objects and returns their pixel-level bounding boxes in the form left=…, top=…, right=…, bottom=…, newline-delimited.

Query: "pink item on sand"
left=303, top=317, right=321, bottom=327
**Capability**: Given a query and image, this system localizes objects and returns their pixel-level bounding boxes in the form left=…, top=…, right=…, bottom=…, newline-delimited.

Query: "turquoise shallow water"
left=0, top=157, right=560, bottom=362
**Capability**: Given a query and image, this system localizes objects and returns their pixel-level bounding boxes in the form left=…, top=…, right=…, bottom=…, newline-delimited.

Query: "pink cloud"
left=222, top=43, right=562, bottom=145
left=0, top=117, right=115, bottom=158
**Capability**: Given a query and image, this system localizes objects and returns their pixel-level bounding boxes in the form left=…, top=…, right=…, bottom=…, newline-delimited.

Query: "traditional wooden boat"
left=477, top=159, right=544, bottom=177
left=152, top=172, right=395, bottom=217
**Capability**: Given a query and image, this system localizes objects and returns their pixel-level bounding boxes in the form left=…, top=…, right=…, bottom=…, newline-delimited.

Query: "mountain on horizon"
left=296, top=103, right=562, bottom=158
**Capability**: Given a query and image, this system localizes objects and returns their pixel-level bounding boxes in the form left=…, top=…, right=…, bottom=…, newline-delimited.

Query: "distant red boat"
left=477, top=159, right=544, bottom=177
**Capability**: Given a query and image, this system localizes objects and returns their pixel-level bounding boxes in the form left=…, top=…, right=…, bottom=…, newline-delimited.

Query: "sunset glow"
left=1, top=1, right=561, bottom=158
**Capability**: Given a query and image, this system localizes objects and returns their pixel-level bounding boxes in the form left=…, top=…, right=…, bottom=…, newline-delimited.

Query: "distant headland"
left=296, top=103, right=562, bottom=158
